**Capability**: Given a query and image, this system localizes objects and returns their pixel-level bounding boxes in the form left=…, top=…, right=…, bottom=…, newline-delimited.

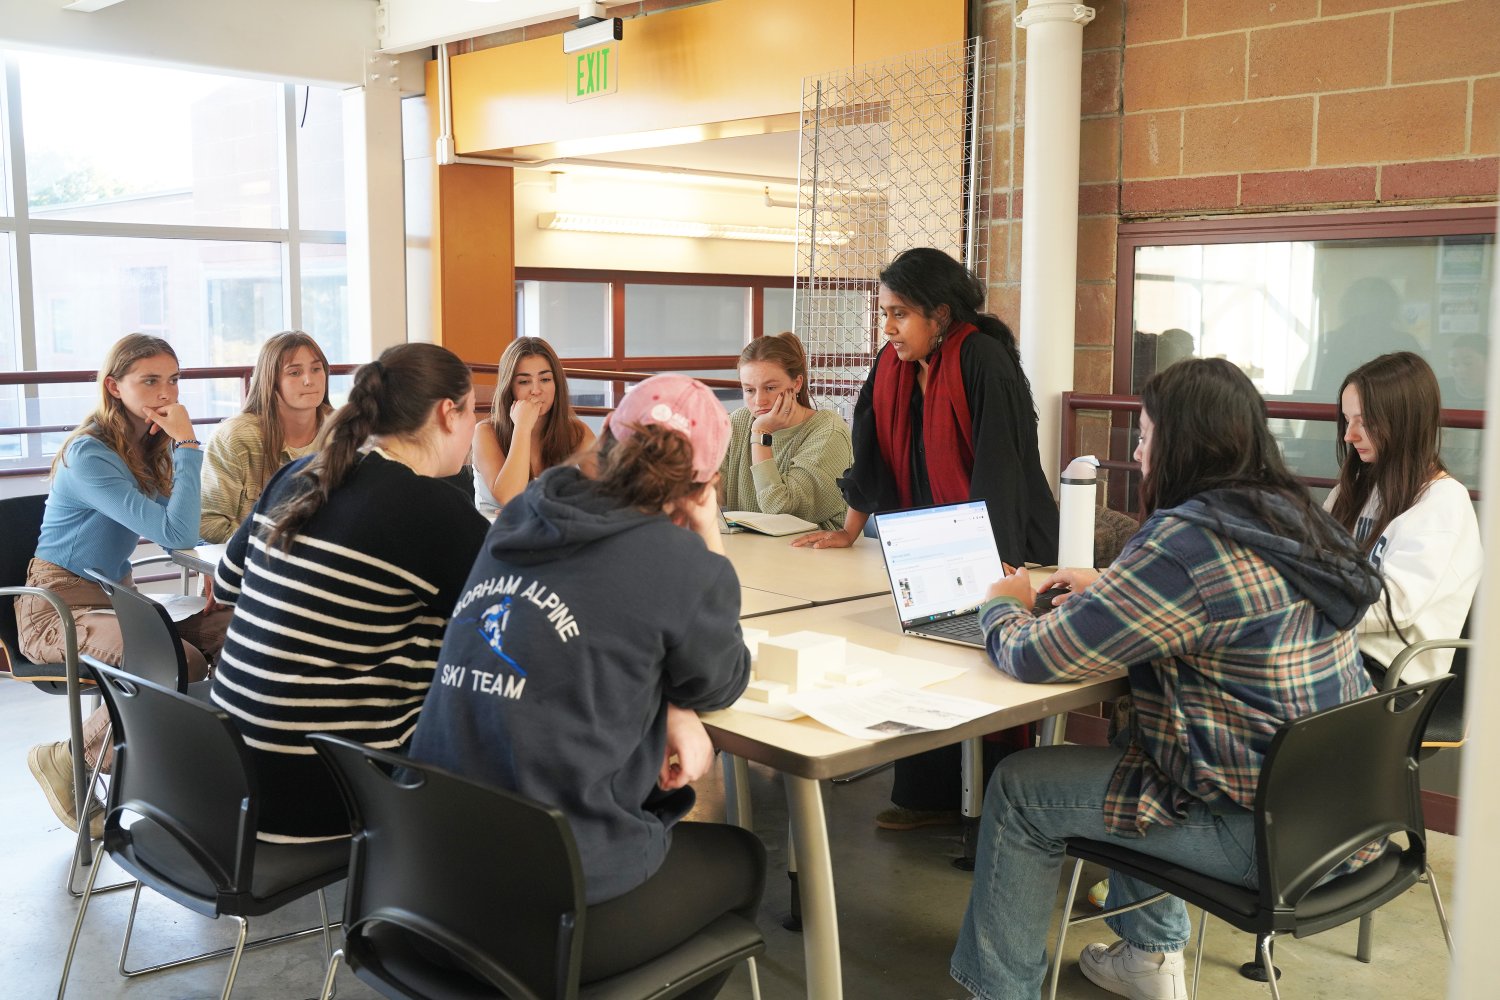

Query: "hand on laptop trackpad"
left=1033, top=587, right=1071, bottom=614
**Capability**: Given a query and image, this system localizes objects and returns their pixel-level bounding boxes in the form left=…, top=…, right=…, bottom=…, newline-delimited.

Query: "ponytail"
left=264, top=343, right=472, bottom=549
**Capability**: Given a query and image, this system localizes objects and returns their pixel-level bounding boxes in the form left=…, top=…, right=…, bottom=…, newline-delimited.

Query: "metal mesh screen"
left=794, top=37, right=996, bottom=420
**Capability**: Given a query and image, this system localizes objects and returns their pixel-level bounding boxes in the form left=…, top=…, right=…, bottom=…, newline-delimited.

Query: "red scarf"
left=872, top=322, right=975, bottom=507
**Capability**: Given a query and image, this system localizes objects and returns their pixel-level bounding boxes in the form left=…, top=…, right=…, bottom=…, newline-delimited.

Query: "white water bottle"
left=1057, top=455, right=1099, bottom=569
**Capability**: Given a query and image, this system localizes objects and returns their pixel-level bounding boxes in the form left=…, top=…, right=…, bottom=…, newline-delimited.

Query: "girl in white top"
left=473, top=337, right=595, bottom=516
left=1326, top=351, right=1481, bottom=683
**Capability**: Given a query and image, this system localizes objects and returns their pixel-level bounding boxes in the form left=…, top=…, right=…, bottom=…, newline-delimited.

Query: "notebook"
left=873, top=500, right=1007, bottom=649
left=721, top=510, right=819, bottom=536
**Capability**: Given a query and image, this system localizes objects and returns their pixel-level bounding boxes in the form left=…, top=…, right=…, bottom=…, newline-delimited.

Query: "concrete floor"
left=0, top=677, right=1456, bottom=1000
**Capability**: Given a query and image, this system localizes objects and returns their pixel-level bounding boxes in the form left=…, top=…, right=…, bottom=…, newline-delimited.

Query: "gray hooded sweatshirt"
left=409, top=466, right=751, bottom=904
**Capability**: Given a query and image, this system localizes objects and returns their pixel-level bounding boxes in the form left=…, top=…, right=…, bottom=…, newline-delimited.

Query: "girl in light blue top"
left=18, top=334, right=232, bottom=838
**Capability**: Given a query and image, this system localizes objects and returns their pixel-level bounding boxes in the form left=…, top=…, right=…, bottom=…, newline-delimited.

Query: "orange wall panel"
left=854, top=0, right=964, bottom=64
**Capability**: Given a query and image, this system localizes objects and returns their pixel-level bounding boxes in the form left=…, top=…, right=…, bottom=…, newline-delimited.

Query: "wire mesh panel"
left=794, top=38, right=996, bottom=419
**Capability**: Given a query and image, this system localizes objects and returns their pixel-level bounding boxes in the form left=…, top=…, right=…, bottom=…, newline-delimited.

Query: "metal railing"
left=0, top=362, right=740, bottom=479
left=1061, top=391, right=1487, bottom=509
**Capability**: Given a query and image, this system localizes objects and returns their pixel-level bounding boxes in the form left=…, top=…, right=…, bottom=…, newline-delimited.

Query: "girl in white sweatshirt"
left=1326, top=351, right=1481, bottom=683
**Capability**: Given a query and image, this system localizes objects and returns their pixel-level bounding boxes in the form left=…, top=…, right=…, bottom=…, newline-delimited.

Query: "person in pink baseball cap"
left=410, top=371, right=762, bottom=992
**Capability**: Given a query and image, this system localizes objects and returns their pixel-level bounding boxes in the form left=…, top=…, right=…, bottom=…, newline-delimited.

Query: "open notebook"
left=721, top=510, right=819, bottom=536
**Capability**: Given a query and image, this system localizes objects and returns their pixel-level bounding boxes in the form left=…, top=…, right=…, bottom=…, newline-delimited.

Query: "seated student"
left=200, top=330, right=333, bottom=543
left=949, top=358, right=1381, bottom=1000
left=21, top=334, right=233, bottom=837
left=718, top=331, right=852, bottom=531
left=1328, top=351, right=1482, bottom=684
left=410, top=374, right=763, bottom=995
left=210, top=343, right=489, bottom=842
left=473, top=336, right=595, bottom=516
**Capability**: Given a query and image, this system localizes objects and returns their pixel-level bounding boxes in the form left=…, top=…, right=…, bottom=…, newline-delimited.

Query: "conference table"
left=719, top=529, right=890, bottom=605
left=702, top=595, right=1128, bottom=1000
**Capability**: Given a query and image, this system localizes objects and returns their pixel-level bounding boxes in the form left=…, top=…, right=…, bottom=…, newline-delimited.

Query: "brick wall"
left=982, top=0, right=1500, bottom=414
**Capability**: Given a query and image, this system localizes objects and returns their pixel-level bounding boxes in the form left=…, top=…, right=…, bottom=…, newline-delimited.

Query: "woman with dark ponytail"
left=410, top=375, right=762, bottom=997
left=794, top=247, right=1061, bottom=831
left=210, top=343, right=489, bottom=842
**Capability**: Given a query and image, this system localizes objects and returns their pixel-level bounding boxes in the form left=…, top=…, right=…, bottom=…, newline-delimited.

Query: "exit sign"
left=568, top=45, right=618, bottom=103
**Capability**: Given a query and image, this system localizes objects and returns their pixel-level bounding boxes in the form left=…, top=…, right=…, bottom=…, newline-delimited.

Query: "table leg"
left=1039, top=712, right=1068, bottom=747
left=784, top=816, right=802, bottom=931
left=784, top=775, right=841, bottom=999
left=954, top=736, right=984, bottom=871
left=722, top=753, right=753, bottom=829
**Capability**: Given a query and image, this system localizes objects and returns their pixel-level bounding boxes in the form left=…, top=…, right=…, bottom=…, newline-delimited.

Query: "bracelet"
left=173, top=439, right=202, bottom=449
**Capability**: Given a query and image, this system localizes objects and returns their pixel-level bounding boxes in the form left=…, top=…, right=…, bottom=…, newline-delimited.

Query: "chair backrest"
left=0, top=494, right=48, bottom=667
left=309, top=733, right=586, bottom=1000
left=91, top=662, right=258, bottom=898
left=84, top=570, right=189, bottom=691
left=1254, top=676, right=1450, bottom=914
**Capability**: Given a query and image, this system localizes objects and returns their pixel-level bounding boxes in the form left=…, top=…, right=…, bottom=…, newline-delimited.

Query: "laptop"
left=873, top=500, right=1007, bottom=649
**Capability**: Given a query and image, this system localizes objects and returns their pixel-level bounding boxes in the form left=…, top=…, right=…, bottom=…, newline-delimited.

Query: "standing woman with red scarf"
left=795, top=247, right=1060, bottom=829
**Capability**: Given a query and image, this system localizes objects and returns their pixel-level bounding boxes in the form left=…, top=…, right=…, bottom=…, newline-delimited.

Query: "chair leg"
left=1189, top=910, right=1208, bottom=1000
left=746, top=955, right=762, bottom=1000
left=318, top=947, right=345, bottom=1000
left=1356, top=911, right=1374, bottom=963
left=1046, top=859, right=1086, bottom=1000
left=55, top=821, right=109, bottom=1000
left=317, top=889, right=337, bottom=999
left=1426, top=865, right=1455, bottom=957
left=1261, top=933, right=1282, bottom=1000
left=65, top=726, right=133, bottom=899
left=218, top=915, right=250, bottom=1000
left=117, top=880, right=147, bottom=976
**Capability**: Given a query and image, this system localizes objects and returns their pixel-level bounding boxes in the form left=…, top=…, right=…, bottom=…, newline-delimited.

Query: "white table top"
left=170, top=543, right=228, bottom=576
left=739, top=587, right=813, bottom=618
left=720, top=530, right=889, bottom=605
left=702, top=596, right=1126, bottom=779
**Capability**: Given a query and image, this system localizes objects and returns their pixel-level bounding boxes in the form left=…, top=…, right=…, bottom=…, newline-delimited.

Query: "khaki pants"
left=16, top=558, right=232, bottom=771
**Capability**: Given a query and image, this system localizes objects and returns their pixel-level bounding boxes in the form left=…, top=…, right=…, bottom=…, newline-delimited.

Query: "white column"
left=1446, top=208, right=1500, bottom=1000
left=1014, top=2, right=1094, bottom=485
left=343, top=60, right=409, bottom=356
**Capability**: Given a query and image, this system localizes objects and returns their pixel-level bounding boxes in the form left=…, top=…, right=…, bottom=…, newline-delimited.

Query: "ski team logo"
left=477, top=596, right=526, bottom=675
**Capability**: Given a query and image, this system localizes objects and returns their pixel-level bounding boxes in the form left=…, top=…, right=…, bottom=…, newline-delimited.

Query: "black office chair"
left=1046, top=677, right=1454, bottom=1000
left=0, top=493, right=101, bottom=886
left=82, top=569, right=213, bottom=699
left=59, top=664, right=348, bottom=1000
left=309, top=734, right=765, bottom=1000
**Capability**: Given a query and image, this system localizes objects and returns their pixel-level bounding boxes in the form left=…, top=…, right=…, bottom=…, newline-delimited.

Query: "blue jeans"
left=950, top=746, right=1257, bottom=1000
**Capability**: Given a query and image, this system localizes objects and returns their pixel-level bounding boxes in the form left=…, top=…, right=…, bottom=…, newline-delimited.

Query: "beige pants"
left=16, top=558, right=232, bottom=771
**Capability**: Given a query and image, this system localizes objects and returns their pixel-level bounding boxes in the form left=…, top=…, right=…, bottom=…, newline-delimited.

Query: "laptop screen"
left=874, top=500, right=1005, bottom=627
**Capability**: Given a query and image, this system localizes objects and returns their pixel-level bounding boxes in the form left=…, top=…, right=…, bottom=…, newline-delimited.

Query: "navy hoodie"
left=408, top=466, right=751, bottom=904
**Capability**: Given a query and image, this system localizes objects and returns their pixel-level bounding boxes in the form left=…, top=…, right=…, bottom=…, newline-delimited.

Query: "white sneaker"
left=1078, top=940, right=1186, bottom=1000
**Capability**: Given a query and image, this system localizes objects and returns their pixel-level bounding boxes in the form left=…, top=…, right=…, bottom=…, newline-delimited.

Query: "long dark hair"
left=878, top=247, right=1032, bottom=402
left=487, top=337, right=585, bottom=469
left=1330, top=352, right=1446, bottom=553
left=265, top=343, right=473, bottom=549
left=1139, top=358, right=1349, bottom=554
left=53, top=334, right=178, bottom=497
left=593, top=424, right=703, bottom=512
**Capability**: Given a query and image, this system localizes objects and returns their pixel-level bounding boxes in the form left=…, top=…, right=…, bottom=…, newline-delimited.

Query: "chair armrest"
left=1381, top=638, right=1473, bottom=691
left=129, top=553, right=182, bottom=571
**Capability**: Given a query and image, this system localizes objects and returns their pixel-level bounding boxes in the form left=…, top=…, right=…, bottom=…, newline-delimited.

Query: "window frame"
left=1112, top=206, right=1499, bottom=395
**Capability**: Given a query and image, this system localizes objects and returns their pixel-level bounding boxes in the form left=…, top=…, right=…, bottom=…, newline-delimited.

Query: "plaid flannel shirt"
left=980, top=508, right=1374, bottom=839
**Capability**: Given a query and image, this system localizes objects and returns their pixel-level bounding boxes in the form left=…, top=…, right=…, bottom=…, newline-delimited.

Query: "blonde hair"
left=244, top=330, right=333, bottom=486
left=52, top=334, right=178, bottom=496
left=486, top=337, right=585, bottom=468
left=739, top=332, right=813, bottom=408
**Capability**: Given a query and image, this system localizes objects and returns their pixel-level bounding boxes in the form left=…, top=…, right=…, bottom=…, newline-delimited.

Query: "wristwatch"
left=755, top=433, right=774, bottom=447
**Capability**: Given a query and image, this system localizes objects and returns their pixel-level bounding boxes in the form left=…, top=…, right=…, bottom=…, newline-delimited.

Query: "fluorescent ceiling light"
left=538, top=212, right=847, bottom=245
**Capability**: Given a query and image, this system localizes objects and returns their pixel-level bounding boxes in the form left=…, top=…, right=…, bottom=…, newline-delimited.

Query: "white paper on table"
left=787, top=682, right=1000, bottom=741
left=729, top=641, right=968, bottom=720
left=149, top=594, right=208, bottom=622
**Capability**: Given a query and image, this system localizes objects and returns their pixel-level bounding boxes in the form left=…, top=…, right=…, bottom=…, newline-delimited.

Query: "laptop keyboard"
left=914, top=614, right=985, bottom=642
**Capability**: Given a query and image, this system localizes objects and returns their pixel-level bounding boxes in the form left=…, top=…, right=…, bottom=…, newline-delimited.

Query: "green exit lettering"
left=570, top=47, right=616, bottom=102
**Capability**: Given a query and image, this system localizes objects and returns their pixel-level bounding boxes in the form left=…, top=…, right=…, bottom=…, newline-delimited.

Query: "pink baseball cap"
left=611, top=374, right=731, bottom=482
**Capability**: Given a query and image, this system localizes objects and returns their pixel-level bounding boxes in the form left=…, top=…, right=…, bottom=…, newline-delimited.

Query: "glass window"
left=624, top=284, right=748, bottom=357
left=20, top=51, right=283, bottom=228
left=30, top=234, right=284, bottom=372
left=0, top=236, right=17, bottom=461
left=764, top=286, right=794, bottom=336
left=1127, top=225, right=1493, bottom=490
left=296, top=86, right=347, bottom=232
left=674, top=368, right=740, bottom=409
left=301, top=242, right=349, bottom=361
left=516, top=280, right=609, bottom=358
